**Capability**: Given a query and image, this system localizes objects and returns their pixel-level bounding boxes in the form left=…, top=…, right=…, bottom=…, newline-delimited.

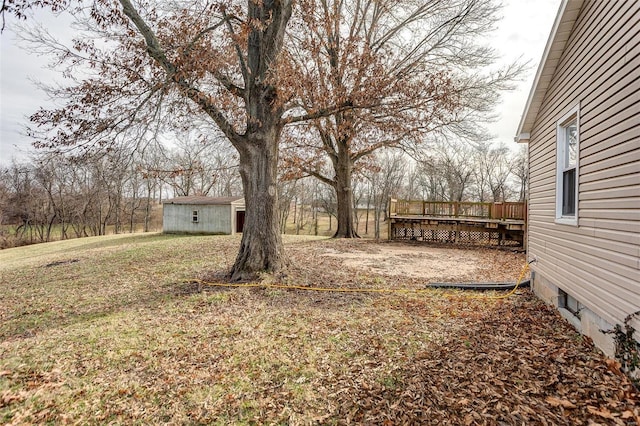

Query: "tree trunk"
left=144, top=184, right=152, bottom=232
left=333, top=151, right=359, bottom=238
left=229, top=132, right=285, bottom=281
left=365, top=188, right=371, bottom=235
left=374, top=204, right=381, bottom=240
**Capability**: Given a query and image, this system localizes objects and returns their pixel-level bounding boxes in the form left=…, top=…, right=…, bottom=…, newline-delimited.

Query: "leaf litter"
left=0, top=235, right=637, bottom=425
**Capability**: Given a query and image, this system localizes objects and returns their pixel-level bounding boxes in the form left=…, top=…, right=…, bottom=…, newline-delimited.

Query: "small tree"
left=364, top=151, right=407, bottom=239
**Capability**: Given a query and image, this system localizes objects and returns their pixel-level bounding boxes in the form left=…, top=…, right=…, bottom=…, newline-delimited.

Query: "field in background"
left=1, top=205, right=386, bottom=249
left=1, top=233, right=637, bottom=424
left=0, top=204, right=164, bottom=249
left=281, top=209, right=387, bottom=239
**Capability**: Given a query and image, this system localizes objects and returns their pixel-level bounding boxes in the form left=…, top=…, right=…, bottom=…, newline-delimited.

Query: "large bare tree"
left=282, top=0, right=524, bottom=237
left=2, top=0, right=350, bottom=280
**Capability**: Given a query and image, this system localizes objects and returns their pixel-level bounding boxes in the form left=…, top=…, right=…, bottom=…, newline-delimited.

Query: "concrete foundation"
left=531, top=271, right=616, bottom=358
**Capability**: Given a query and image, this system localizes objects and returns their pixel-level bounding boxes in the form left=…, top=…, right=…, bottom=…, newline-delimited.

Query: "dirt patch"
left=322, top=245, right=480, bottom=281
left=278, top=238, right=526, bottom=287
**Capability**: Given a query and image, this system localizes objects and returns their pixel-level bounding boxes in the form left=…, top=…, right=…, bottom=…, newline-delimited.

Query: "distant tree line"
left=278, top=141, right=527, bottom=239
left=1, top=131, right=525, bottom=248
left=0, top=135, right=242, bottom=248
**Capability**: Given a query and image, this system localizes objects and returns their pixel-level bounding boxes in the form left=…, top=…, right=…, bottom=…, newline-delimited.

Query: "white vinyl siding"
left=526, top=0, right=640, bottom=332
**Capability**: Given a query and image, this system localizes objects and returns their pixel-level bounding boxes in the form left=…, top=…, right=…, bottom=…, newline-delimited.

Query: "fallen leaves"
left=546, top=396, right=577, bottom=409
left=325, top=293, right=639, bottom=425
left=0, top=235, right=638, bottom=425
left=588, top=406, right=615, bottom=419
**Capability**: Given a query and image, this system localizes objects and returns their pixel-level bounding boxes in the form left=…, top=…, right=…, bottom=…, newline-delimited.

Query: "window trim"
left=192, top=210, right=199, bottom=223
left=555, top=104, right=580, bottom=226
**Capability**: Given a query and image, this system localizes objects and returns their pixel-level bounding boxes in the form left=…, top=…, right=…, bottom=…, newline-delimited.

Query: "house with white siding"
left=515, top=0, right=639, bottom=358
left=163, top=196, right=245, bottom=235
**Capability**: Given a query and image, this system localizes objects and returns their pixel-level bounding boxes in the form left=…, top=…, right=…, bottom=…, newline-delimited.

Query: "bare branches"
left=280, top=0, right=524, bottom=235
left=1, top=0, right=71, bottom=32
left=118, top=0, right=243, bottom=147
left=221, top=7, right=249, bottom=89
left=118, top=0, right=174, bottom=75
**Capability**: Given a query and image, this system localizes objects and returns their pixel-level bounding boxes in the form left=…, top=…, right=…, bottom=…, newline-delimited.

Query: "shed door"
left=236, top=210, right=245, bottom=233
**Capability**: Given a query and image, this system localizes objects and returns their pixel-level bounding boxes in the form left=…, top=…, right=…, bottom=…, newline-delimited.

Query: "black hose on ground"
left=427, top=279, right=531, bottom=291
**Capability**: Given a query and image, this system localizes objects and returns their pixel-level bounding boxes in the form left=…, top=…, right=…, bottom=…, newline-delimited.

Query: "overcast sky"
left=0, top=0, right=561, bottom=166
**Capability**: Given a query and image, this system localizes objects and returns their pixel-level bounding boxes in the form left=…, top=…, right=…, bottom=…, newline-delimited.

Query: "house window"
left=556, top=105, right=579, bottom=225
left=192, top=210, right=199, bottom=223
left=558, top=289, right=582, bottom=317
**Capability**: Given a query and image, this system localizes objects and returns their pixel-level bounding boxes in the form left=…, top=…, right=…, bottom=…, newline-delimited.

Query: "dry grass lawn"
left=1, top=233, right=638, bottom=425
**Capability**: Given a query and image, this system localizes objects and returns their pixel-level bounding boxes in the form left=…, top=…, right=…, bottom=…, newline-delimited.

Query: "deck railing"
left=389, top=199, right=527, bottom=221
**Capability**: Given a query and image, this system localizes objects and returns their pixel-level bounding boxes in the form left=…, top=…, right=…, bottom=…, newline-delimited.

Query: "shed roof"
left=515, top=0, right=585, bottom=143
left=163, top=196, right=244, bottom=205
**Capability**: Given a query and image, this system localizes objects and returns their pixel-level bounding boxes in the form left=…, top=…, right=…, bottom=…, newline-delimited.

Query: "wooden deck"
left=388, top=199, right=527, bottom=246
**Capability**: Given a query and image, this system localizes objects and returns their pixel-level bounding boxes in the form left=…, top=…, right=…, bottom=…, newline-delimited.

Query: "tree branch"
left=183, top=16, right=246, bottom=98
left=222, top=8, right=249, bottom=90
left=211, top=69, right=245, bottom=98
left=184, top=17, right=232, bottom=56
left=300, top=166, right=335, bottom=187
left=284, top=101, right=373, bottom=125
left=118, top=0, right=175, bottom=75
left=118, top=0, right=242, bottom=148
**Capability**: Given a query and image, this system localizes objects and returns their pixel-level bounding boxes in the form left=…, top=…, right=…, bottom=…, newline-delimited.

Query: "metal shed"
left=162, top=196, right=245, bottom=235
